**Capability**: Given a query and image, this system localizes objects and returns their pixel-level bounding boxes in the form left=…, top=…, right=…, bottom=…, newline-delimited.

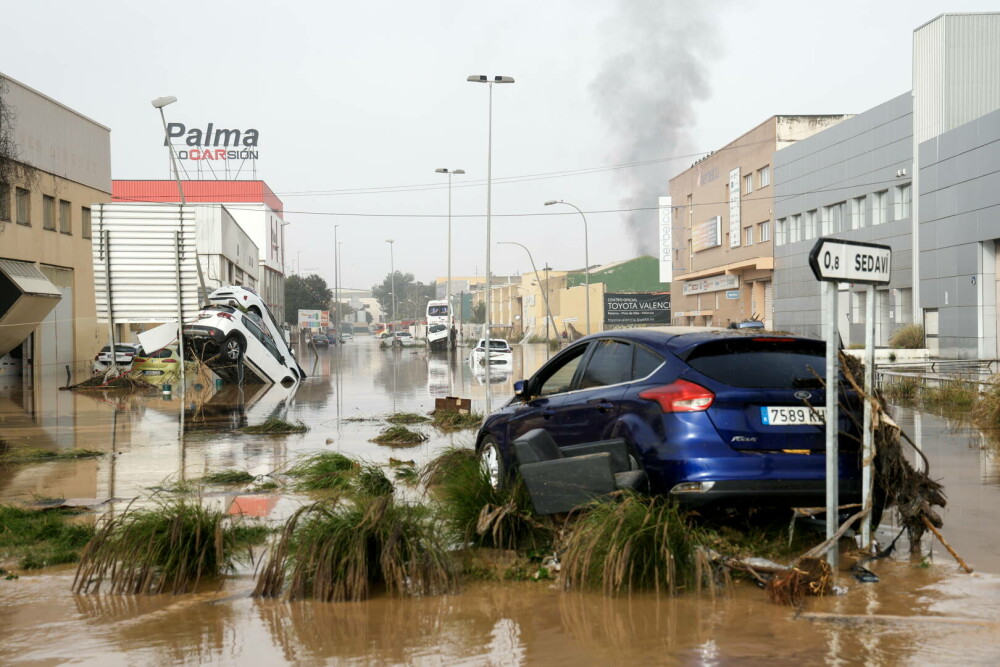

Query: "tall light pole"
left=338, top=240, right=344, bottom=333
left=333, top=224, right=339, bottom=335
left=468, top=74, right=514, bottom=410
left=545, top=200, right=590, bottom=335
left=386, top=239, right=396, bottom=332
left=498, top=241, right=554, bottom=339
left=435, top=167, right=465, bottom=337
left=152, top=95, right=187, bottom=390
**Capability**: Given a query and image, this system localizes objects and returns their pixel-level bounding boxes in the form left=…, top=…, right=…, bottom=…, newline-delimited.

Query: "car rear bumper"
left=183, top=325, right=226, bottom=344
left=669, top=478, right=862, bottom=509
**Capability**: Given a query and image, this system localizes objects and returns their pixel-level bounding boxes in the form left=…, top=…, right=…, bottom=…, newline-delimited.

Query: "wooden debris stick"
left=921, top=515, right=974, bottom=574
left=801, top=612, right=999, bottom=628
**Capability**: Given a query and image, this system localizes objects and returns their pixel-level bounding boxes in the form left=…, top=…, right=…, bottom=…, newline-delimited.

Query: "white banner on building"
left=658, top=196, right=672, bottom=284
left=729, top=167, right=741, bottom=248
left=683, top=273, right=740, bottom=296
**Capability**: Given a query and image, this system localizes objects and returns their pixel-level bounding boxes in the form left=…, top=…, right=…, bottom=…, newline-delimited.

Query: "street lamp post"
left=435, top=167, right=465, bottom=340
left=386, top=239, right=396, bottom=332
left=498, top=242, right=554, bottom=339
left=545, top=200, right=590, bottom=335
left=543, top=264, right=553, bottom=341
left=333, top=225, right=339, bottom=337
left=152, top=95, right=187, bottom=390
left=468, top=74, right=514, bottom=410
left=337, top=240, right=344, bottom=336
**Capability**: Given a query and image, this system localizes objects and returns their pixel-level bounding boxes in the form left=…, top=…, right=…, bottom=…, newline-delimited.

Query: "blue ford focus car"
left=475, top=327, right=865, bottom=512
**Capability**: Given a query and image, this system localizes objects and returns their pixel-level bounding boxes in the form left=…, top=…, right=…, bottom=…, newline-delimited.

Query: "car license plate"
left=143, top=370, right=164, bottom=376
left=761, top=406, right=826, bottom=426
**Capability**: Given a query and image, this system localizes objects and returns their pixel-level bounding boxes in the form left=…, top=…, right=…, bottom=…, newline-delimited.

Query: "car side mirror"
left=514, top=380, right=528, bottom=398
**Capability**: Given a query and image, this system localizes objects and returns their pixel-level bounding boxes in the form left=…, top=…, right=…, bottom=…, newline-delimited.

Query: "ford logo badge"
left=794, top=390, right=812, bottom=400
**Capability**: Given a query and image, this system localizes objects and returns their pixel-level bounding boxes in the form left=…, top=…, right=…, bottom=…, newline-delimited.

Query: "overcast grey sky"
left=3, top=1, right=997, bottom=291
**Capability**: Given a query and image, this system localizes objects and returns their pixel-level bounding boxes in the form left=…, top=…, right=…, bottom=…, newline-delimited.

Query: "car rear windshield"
left=683, top=338, right=827, bottom=388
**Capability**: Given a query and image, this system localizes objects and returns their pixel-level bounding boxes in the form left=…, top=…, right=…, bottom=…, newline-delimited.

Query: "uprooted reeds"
left=559, top=493, right=705, bottom=596
left=426, top=446, right=553, bottom=551
left=200, top=470, right=256, bottom=485
left=386, top=412, right=431, bottom=425
left=369, top=425, right=428, bottom=447
left=431, top=411, right=484, bottom=431
left=0, top=447, right=104, bottom=464
left=240, top=417, right=309, bottom=434
left=253, top=495, right=457, bottom=602
left=286, top=452, right=394, bottom=497
left=0, top=505, right=95, bottom=570
left=73, top=497, right=268, bottom=595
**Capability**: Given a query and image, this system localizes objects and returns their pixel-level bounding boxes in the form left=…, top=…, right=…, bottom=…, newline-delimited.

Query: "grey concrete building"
left=773, top=13, right=1000, bottom=357
left=773, top=94, right=915, bottom=345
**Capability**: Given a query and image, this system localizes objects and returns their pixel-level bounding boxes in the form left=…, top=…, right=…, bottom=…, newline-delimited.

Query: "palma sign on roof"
left=808, top=238, right=891, bottom=285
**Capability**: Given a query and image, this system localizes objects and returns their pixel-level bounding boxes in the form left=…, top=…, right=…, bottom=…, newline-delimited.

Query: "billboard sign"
left=682, top=274, right=739, bottom=296
left=693, top=216, right=721, bottom=252
left=658, top=196, right=672, bottom=284
left=604, top=292, right=671, bottom=326
left=298, top=309, right=330, bottom=330
left=729, top=168, right=741, bottom=248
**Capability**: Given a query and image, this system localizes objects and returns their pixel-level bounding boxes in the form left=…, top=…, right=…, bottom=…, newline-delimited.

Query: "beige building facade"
left=669, top=116, right=848, bottom=328
left=0, top=73, right=111, bottom=382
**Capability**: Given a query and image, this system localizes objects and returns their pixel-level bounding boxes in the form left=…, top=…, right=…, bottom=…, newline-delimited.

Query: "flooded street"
left=3, top=336, right=1000, bottom=665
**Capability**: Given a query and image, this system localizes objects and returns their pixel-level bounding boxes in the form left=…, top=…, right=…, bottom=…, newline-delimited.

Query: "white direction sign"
left=808, top=238, right=892, bottom=285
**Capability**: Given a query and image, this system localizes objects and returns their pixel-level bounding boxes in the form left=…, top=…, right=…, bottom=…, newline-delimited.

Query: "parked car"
left=470, top=339, right=513, bottom=366
left=131, top=345, right=185, bottom=378
left=312, top=334, right=330, bottom=347
left=92, top=343, right=143, bottom=374
left=183, top=305, right=302, bottom=386
left=729, top=320, right=766, bottom=330
left=325, top=332, right=339, bottom=345
left=474, top=327, right=870, bottom=517
left=391, top=332, right=418, bottom=347
left=339, top=332, right=353, bottom=342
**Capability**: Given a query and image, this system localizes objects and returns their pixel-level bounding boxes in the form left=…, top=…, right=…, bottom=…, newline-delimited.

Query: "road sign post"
left=809, top=238, right=891, bottom=565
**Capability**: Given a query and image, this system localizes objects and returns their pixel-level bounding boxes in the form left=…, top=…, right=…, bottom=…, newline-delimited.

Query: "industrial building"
left=0, top=73, right=111, bottom=382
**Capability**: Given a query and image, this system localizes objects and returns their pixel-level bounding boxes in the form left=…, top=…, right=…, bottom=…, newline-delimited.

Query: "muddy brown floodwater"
left=3, top=336, right=1000, bottom=665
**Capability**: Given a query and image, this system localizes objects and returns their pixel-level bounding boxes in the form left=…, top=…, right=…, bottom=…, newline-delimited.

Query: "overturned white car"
left=183, top=286, right=304, bottom=386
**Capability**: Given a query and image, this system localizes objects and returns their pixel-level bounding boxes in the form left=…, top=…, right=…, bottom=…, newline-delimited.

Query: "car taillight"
left=639, top=379, right=715, bottom=413
left=163, top=359, right=177, bottom=364
left=133, top=357, right=146, bottom=363
left=218, top=312, right=234, bottom=321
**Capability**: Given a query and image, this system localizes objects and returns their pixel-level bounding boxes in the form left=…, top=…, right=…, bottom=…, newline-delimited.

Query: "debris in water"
left=370, top=425, right=428, bottom=446
left=240, top=417, right=308, bottom=434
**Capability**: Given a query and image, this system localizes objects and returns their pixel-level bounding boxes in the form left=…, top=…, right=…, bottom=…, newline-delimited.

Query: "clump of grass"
left=888, top=324, right=925, bottom=349
left=0, top=447, right=104, bottom=464
left=342, top=415, right=381, bottom=423
left=386, top=412, right=431, bottom=425
left=200, top=470, right=255, bottom=485
left=253, top=496, right=457, bottom=602
left=286, top=452, right=360, bottom=491
left=428, top=448, right=552, bottom=551
left=250, top=479, right=280, bottom=492
left=921, top=378, right=978, bottom=412
left=393, top=465, right=420, bottom=486
left=881, top=377, right=920, bottom=401
left=73, top=497, right=263, bottom=594
left=431, top=411, right=484, bottom=431
left=420, top=446, right=476, bottom=488
left=355, top=465, right=395, bottom=497
left=972, top=376, right=1000, bottom=429
left=0, top=505, right=95, bottom=570
left=370, top=425, right=428, bottom=447
left=560, top=493, right=703, bottom=596
left=241, top=417, right=308, bottom=434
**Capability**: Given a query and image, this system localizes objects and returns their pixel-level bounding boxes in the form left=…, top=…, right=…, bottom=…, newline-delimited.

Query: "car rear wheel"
left=223, top=335, right=244, bottom=362
left=479, top=436, right=505, bottom=491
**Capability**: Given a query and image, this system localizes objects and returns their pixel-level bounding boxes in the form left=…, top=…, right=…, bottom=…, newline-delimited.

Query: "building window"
left=0, top=183, right=9, bottom=221
left=59, top=199, right=71, bottom=235
left=790, top=214, right=801, bottom=243
left=852, top=195, right=866, bottom=229
left=805, top=210, right=817, bottom=238
left=759, top=221, right=770, bottom=242
left=872, top=190, right=887, bottom=225
left=16, top=188, right=30, bottom=225
left=894, top=183, right=911, bottom=220
left=744, top=173, right=753, bottom=195
left=758, top=166, right=770, bottom=188
left=43, top=195, right=56, bottom=231
left=744, top=226, right=753, bottom=246
left=775, top=218, right=786, bottom=246
left=82, top=207, right=92, bottom=239
left=824, top=202, right=845, bottom=234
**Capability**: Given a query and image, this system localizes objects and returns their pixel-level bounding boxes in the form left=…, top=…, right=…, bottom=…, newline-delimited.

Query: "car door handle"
left=541, top=408, right=556, bottom=418
left=588, top=399, right=614, bottom=412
